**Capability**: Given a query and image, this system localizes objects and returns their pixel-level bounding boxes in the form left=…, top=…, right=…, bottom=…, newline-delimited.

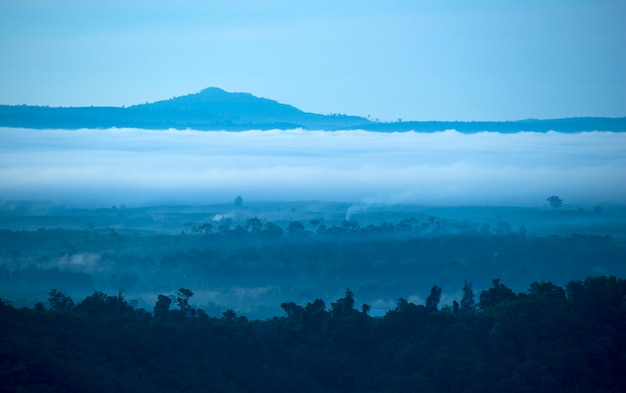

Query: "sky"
left=0, top=0, right=625, bottom=121
left=1, top=128, right=624, bottom=207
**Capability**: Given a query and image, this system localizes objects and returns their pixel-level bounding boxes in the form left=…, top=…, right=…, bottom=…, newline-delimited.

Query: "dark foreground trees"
left=1, top=275, right=626, bottom=392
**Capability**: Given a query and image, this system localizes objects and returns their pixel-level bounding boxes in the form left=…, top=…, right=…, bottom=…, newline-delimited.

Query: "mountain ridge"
left=1, top=87, right=625, bottom=132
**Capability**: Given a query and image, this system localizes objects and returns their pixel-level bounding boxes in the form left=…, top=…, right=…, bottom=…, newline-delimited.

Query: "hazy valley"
left=2, top=198, right=625, bottom=319
left=2, top=88, right=626, bottom=392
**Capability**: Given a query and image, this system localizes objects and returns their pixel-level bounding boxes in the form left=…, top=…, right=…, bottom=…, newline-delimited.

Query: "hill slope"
left=0, top=88, right=371, bottom=131
left=1, top=88, right=625, bottom=132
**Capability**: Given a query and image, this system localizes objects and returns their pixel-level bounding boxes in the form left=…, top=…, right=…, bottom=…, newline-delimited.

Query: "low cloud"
left=54, top=253, right=103, bottom=272
left=1, top=128, right=624, bottom=207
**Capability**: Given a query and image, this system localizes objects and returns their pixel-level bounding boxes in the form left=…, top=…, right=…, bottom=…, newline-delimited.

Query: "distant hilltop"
left=1, top=87, right=625, bottom=132
left=0, top=88, right=370, bottom=131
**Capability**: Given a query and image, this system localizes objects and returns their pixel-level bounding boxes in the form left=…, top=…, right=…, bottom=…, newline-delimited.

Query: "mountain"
left=1, top=87, right=625, bottom=132
left=0, top=88, right=371, bottom=131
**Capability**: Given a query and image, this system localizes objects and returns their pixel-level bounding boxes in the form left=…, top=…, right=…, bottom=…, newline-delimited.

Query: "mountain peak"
left=136, top=87, right=290, bottom=111
left=195, top=87, right=250, bottom=100
left=111, top=87, right=371, bottom=129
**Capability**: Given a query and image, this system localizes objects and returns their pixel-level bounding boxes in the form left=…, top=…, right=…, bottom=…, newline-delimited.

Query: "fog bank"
left=1, top=128, right=624, bottom=207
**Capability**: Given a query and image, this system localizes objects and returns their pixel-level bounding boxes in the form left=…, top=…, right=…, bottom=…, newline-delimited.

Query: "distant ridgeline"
left=1, top=87, right=625, bottom=132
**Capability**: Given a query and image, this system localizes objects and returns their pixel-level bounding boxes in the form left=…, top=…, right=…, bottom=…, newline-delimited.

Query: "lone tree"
left=176, top=288, right=194, bottom=314
left=478, top=279, right=518, bottom=309
left=48, top=289, right=74, bottom=311
left=330, top=288, right=356, bottom=318
left=547, top=195, right=563, bottom=209
left=426, top=285, right=442, bottom=312
left=460, top=280, right=475, bottom=312
left=234, top=195, right=243, bottom=207
left=153, top=294, right=172, bottom=321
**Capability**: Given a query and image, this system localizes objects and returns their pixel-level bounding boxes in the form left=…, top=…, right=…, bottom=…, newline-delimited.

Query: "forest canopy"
left=2, top=201, right=625, bottom=391
left=1, top=275, right=625, bottom=392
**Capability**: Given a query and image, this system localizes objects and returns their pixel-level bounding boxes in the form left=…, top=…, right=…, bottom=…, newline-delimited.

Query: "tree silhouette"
left=176, top=288, right=194, bottom=315
left=478, top=279, right=518, bottom=309
left=154, top=294, right=172, bottom=321
left=246, top=217, right=263, bottom=233
left=331, top=288, right=355, bottom=318
left=281, top=301, right=304, bottom=319
left=547, top=195, right=563, bottom=209
left=222, top=309, right=237, bottom=320
left=426, top=285, right=442, bottom=312
left=287, top=221, right=306, bottom=238
left=48, top=288, right=74, bottom=311
left=460, top=281, right=475, bottom=311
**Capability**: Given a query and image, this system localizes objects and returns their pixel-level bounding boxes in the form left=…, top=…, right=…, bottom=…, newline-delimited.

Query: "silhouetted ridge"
left=129, top=87, right=311, bottom=121
left=1, top=88, right=625, bottom=131
left=0, top=87, right=371, bottom=130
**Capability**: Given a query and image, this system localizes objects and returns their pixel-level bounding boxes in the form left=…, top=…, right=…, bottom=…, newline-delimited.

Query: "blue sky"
left=1, top=0, right=624, bottom=121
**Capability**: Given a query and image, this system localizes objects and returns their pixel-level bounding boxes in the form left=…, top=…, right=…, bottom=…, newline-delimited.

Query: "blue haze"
left=1, top=128, right=624, bottom=207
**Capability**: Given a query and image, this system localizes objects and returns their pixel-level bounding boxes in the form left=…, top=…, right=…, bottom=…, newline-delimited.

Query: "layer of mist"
left=1, top=127, right=625, bottom=207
